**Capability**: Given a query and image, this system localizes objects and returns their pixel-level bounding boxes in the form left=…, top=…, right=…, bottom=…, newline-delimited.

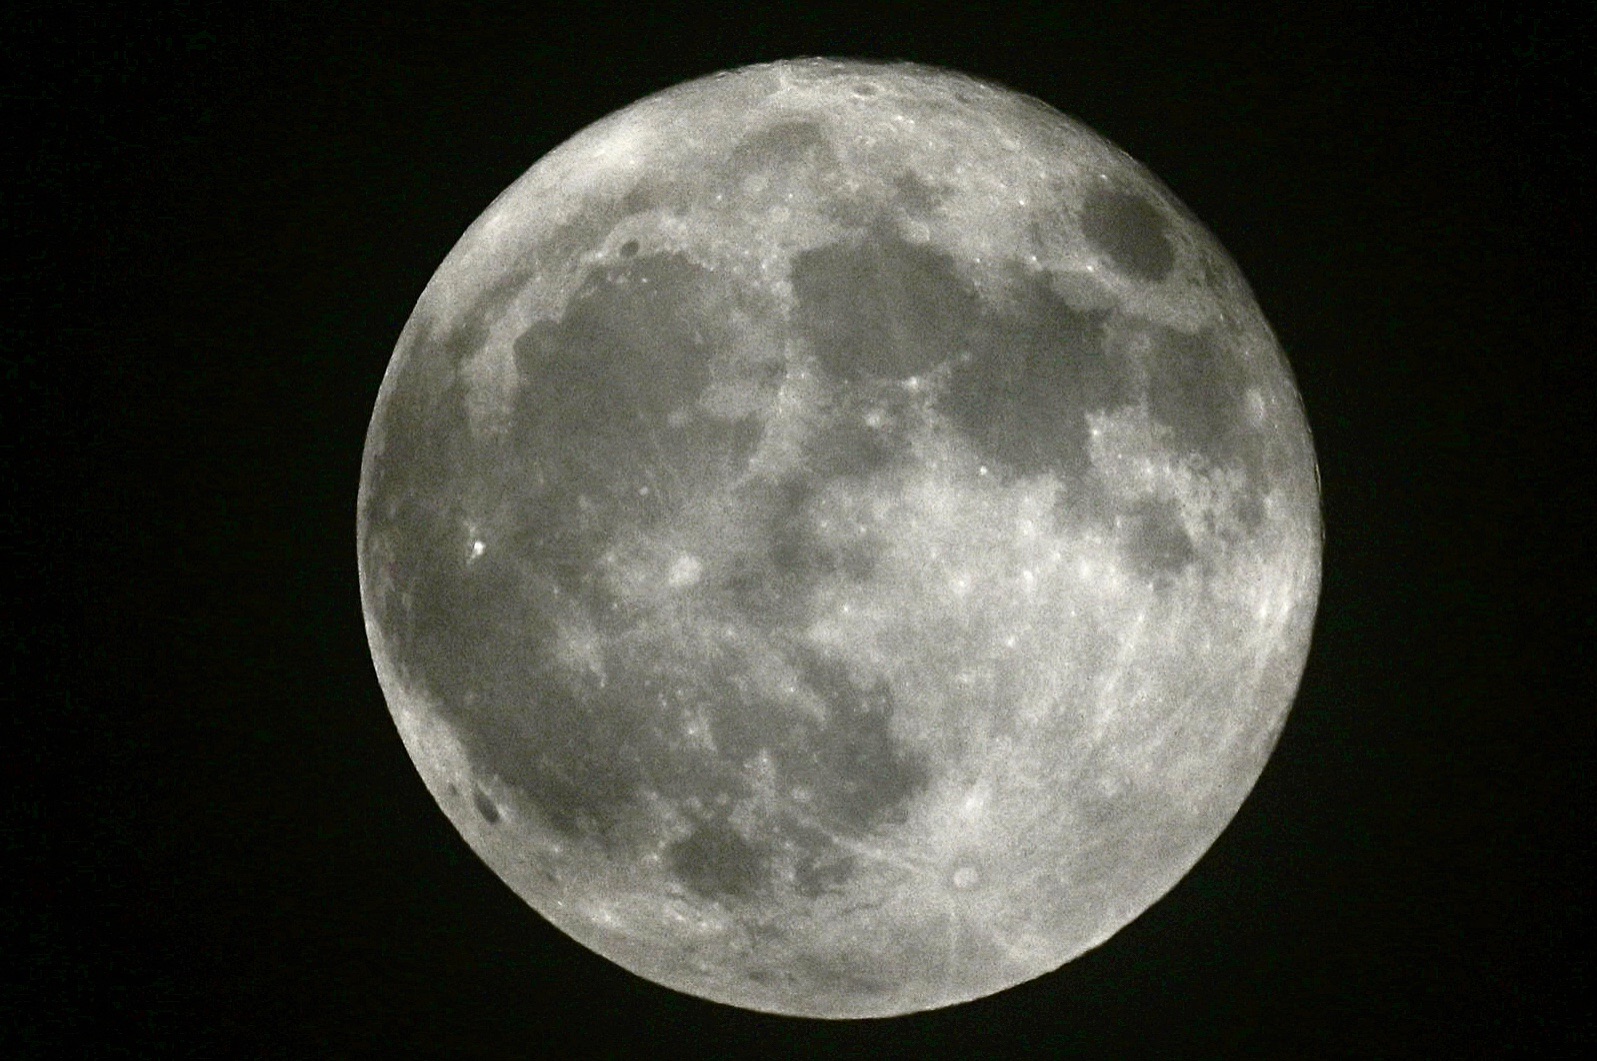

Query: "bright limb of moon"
left=357, top=58, right=1321, bottom=1018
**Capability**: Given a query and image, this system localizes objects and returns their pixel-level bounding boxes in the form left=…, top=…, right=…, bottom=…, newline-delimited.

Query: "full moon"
left=357, top=59, right=1321, bottom=1018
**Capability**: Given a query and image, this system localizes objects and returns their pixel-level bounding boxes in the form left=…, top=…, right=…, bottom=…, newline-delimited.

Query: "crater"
left=473, top=788, right=501, bottom=824
left=1080, top=186, right=1175, bottom=281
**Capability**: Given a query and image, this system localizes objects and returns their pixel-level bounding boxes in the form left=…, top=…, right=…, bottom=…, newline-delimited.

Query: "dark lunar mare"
left=365, top=237, right=1270, bottom=901
left=366, top=250, right=934, bottom=886
left=1141, top=324, right=1263, bottom=487
left=1078, top=185, right=1176, bottom=282
left=656, top=638, right=929, bottom=903
left=938, top=266, right=1132, bottom=483
left=790, top=228, right=984, bottom=383
left=1117, top=498, right=1199, bottom=579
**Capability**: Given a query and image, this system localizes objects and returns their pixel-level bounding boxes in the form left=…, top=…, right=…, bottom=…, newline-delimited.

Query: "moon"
left=356, top=59, right=1321, bottom=1018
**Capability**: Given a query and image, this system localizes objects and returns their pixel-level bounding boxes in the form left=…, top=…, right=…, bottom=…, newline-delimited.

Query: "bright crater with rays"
left=358, top=59, right=1321, bottom=1018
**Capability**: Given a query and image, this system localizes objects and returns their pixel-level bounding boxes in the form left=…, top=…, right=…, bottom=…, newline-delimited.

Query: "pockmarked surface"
left=357, top=59, right=1321, bottom=1018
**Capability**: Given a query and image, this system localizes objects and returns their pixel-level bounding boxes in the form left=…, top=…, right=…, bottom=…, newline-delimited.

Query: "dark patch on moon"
left=363, top=248, right=788, bottom=849
left=644, top=638, right=927, bottom=842
left=806, top=414, right=899, bottom=480
left=514, top=252, right=714, bottom=446
left=716, top=478, right=825, bottom=629
left=1141, top=325, right=1257, bottom=477
left=724, top=120, right=846, bottom=212
left=794, top=850, right=857, bottom=899
left=768, top=477, right=880, bottom=585
left=791, top=230, right=982, bottom=383
left=938, top=268, right=1131, bottom=480
left=787, top=820, right=861, bottom=898
left=506, top=250, right=766, bottom=576
left=891, top=170, right=947, bottom=218
left=732, top=120, right=834, bottom=172
left=418, top=598, right=925, bottom=868
left=788, top=648, right=928, bottom=832
left=366, top=254, right=791, bottom=804
left=556, top=599, right=931, bottom=857
left=361, top=281, right=519, bottom=571
left=720, top=557, right=808, bottom=631
left=454, top=660, right=641, bottom=843
left=473, top=788, right=501, bottom=824
left=766, top=477, right=829, bottom=579
left=378, top=530, right=643, bottom=842
left=668, top=821, right=768, bottom=901
left=1232, top=488, right=1266, bottom=531
left=795, top=952, right=894, bottom=999
left=1118, top=498, right=1196, bottom=578
left=1079, top=186, right=1175, bottom=281
left=717, top=473, right=881, bottom=629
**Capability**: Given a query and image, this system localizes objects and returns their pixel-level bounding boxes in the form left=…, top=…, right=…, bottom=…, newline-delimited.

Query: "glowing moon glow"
left=357, top=59, right=1321, bottom=1018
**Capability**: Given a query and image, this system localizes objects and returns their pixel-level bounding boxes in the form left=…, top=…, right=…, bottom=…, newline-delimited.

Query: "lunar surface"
left=357, top=59, right=1321, bottom=1018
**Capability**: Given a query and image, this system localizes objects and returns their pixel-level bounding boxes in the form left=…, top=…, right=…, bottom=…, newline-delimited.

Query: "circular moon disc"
left=357, top=59, right=1322, bottom=1018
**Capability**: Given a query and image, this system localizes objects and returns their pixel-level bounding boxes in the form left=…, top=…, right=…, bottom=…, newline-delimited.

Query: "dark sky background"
left=18, top=1, right=1588, bottom=1055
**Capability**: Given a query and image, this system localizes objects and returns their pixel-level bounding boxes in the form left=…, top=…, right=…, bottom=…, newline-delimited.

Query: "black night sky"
left=19, top=1, right=1588, bottom=1055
